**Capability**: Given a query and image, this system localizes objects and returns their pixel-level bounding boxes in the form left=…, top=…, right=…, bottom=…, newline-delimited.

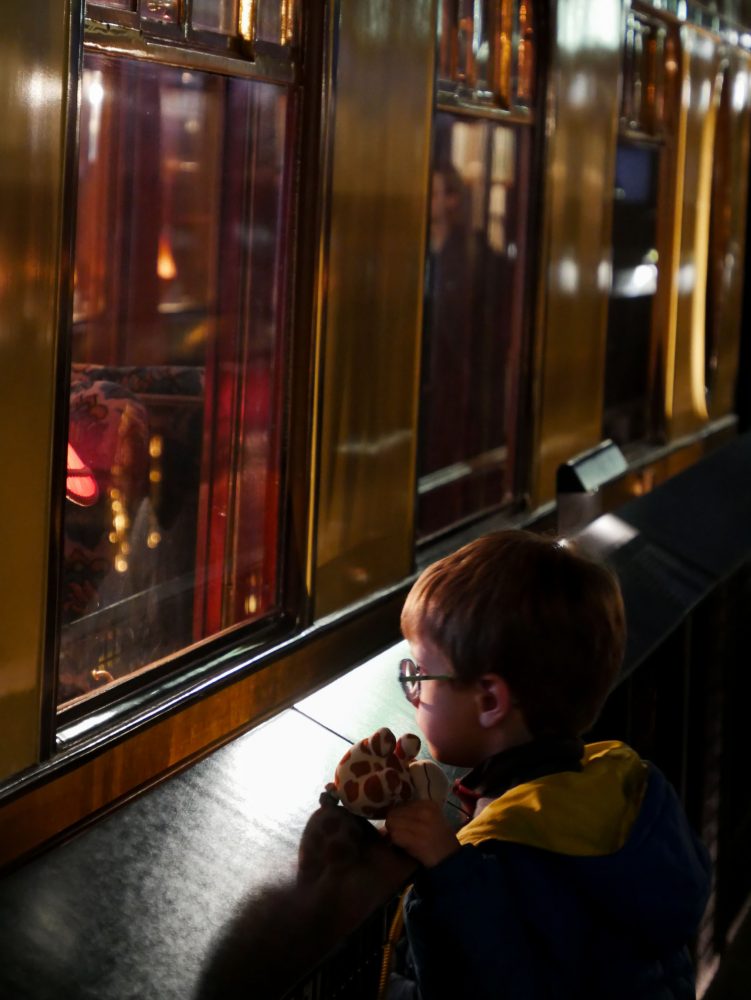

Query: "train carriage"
left=1, top=1, right=751, bottom=996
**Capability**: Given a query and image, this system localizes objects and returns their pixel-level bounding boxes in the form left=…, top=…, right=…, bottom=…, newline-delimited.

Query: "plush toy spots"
left=325, top=727, right=449, bottom=818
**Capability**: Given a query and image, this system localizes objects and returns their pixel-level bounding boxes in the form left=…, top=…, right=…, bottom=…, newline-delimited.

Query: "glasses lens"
left=400, top=658, right=419, bottom=702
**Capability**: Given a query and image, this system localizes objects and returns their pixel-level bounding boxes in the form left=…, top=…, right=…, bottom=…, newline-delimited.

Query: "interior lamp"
left=66, top=442, right=99, bottom=506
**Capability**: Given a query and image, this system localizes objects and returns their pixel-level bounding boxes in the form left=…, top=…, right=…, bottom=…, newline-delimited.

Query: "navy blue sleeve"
left=403, top=843, right=544, bottom=1000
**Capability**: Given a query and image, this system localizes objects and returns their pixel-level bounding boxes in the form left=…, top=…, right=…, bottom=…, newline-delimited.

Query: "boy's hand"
left=384, top=799, right=461, bottom=868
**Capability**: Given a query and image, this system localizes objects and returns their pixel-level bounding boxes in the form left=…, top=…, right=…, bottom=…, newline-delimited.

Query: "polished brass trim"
left=417, top=446, right=509, bottom=495
left=238, top=0, right=256, bottom=43
left=313, top=0, right=436, bottom=616
left=665, top=24, right=720, bottom=436
left=634, top=0, right=751, bottom=45
left=304, top=0, right=339, bottom=604
left=84, top=21, right=296, bottom=84
left=662, top=31, right=689, bottom=422
left=489, top=0, right=513, bottom=106
left=436, top=92, right=535, bottom=123
left=280, top=0, right=296, bottom=46
left=43, top=0, right=87, bottom=759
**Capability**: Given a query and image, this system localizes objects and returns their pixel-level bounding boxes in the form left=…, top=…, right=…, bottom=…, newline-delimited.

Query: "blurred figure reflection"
left=419, top=157, right=510, bottom=535
left=420, top=163, right=475, bottom=477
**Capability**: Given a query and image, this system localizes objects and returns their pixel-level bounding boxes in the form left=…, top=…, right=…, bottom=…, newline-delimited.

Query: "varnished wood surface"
left=0, top=592, right=404, bottom=870
left=0, top=648, right=426, bottom=1000
left=0, top=710, right=351, bottom=1000
left=0, top=0, right=71, bottom=781
left=313, top=0, right=435, bottom=615
left=532, top=0, right=623, bottom=505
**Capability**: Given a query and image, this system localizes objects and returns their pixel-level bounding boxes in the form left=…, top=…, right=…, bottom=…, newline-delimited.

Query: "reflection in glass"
left=256, top=0, right=281, bottom=43
left=417, top=114, right=530, bottom=539
left=516, top=0, right=535, bottom=104
left=141, top=0, right=179, bottom=24
left=87, top=0, right=134, bottom=9
left=192, top=0, right=238, bottom=33
left=437, top=0, right=535, bottom=106
left=61, top=53, right=291, bottom=706
left=603, top=142, right=660, bottom=446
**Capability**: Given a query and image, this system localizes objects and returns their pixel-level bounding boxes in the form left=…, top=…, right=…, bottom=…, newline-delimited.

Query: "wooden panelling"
left=312, top=0, right=436, bottom=615
left=706, top=49, right=751, bottom=420
left=665, top=25, right=721, bottom=437
left=532, top=0, right=624, bottom=504
left=0, top=3, right=71, bottom=778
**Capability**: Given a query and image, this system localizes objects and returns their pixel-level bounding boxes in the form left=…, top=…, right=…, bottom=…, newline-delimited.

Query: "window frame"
left=45, top=2, right=316, bottom=748
left=415, top=0, right=544, bottom=543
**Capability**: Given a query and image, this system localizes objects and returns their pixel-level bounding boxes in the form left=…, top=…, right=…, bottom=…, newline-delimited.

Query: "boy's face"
left=406, top=633, right=488, bottom=768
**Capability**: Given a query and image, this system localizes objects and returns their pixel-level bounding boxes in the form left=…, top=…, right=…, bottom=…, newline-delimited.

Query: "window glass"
left=192, top=0, right=238, bottom=34
left=61, top=53, right=291, bottom=706
left=256, top=1, right=282, bottom=43
left=417, top=113, right=531, bottom=539
left=603, top=142, right=660, bottom=446
left=141, top=0, right=180, bottom=25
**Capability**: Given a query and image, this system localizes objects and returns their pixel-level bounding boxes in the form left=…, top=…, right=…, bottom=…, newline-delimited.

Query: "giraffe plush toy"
left=325, top=726, right=449, bottom=819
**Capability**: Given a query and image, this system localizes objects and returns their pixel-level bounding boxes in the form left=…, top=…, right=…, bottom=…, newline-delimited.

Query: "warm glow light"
left=239, top=0, right=255, bottom=41
left=612, top=263, right=658, bottom=298
left=733, top=71, right=750, bottom=113
left=557, top=257, right=579, bottom=293
left=157, top=233, right=178, bottom=281
left=66, top=444, right=99, bottom=506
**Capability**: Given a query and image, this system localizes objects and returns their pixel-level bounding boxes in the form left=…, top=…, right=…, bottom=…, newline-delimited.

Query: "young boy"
left=385, top=530, right=711, bottom=1000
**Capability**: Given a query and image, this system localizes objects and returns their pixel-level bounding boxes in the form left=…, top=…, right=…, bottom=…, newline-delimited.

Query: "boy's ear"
left=475, top=674, right=516, bottom=729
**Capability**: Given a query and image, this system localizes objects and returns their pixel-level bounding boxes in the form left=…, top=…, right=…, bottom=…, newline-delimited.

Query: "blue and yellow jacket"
left=403, top=741, right=711, bottom=999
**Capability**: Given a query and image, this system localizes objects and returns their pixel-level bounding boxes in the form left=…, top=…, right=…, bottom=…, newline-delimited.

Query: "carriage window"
left=603, top=12, right=671, bottom=448
left=602, top=144, right=660, bottom=447
left=417, top=113, right=531, bottom=539
left=60, top=52, right=292, bottom=706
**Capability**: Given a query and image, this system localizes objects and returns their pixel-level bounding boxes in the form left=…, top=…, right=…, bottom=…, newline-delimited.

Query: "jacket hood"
left=457, top=741, right=711, bottom=949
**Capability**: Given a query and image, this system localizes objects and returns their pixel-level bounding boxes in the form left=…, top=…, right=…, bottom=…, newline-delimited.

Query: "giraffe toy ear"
left=394, top=733, right=421, bottom=763
left=327, top=727, right=415, bottom=818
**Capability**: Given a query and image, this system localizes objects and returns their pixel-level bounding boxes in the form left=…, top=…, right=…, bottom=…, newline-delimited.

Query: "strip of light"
left=238, top=0, right=256, bottom=43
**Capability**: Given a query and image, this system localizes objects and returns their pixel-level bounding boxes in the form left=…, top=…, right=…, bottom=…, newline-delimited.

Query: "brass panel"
left=532, top=0, right=624, bottom=505
left=0, top=6, right=70, bottom=778
left=313, top=1, right=435, bottom=616
left=706, top=49, right=751, bottom=419
left=664, top=26, right=720, bottom=437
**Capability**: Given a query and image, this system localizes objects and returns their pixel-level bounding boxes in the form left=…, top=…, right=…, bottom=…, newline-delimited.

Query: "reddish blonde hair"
left=401, top=531, right=625, bottom=737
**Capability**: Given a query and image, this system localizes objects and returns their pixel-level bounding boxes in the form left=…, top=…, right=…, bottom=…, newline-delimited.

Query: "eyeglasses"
left=398, top=657, right=455, bottom=705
